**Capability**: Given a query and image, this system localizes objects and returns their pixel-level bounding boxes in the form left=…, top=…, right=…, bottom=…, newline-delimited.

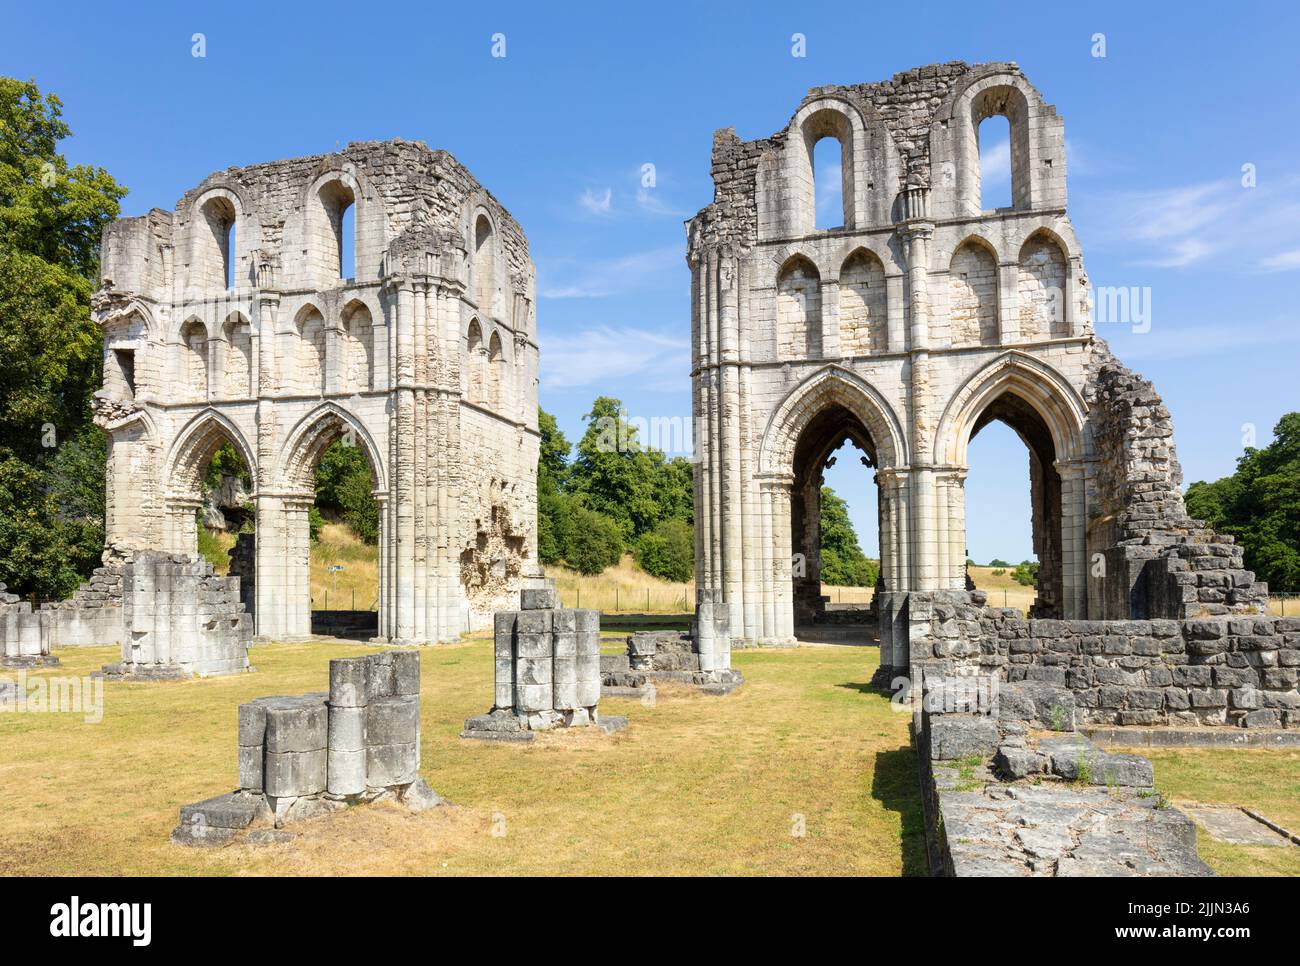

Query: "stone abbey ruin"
left=3, top=60, right=1295, bottom=875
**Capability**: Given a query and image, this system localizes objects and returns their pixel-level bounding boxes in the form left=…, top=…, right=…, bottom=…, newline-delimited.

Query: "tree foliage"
left=819, top=486, right=879, bottom=587
left=1186, top=413, right=1300, bottom=592
left=314, top=440, right=379, bottom=545
left=0, top=78, right=125, bottom=598
left=635, top=517, right=694, bottom=582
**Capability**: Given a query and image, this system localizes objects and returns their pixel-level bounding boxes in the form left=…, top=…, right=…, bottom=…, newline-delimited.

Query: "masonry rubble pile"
left=101, top=550, right=253, bottom=680
left=172, top=650, right=439, bottom=846
left=601, top=630, right=744, bottom=699
left=917, top=674, right=1214, bottom=876
left=461, top=579, right=626, bottom=741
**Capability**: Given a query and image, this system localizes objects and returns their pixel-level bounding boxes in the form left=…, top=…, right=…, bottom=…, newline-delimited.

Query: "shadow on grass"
left=599, top=615, right=692, bottom=634
left=872, top=745, right=928, bottom=876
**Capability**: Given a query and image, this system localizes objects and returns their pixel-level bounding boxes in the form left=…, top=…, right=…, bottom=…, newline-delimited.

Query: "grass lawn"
left=0, top=637, right=925, bottom=876
left=1109, top=745, right=1300, bottom=877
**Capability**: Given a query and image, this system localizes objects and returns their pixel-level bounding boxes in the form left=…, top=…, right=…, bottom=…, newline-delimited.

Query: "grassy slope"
left=0, top=639, right=925, bottom=876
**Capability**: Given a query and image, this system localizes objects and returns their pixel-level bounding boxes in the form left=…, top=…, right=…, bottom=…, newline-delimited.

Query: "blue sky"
left=7, top=1, right=1300, bottom=563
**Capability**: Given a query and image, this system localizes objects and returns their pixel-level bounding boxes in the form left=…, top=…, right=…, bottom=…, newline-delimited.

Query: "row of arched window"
left=775, top=230, right=1070, bottom=358
left=466, top=319, right=506, bottom=408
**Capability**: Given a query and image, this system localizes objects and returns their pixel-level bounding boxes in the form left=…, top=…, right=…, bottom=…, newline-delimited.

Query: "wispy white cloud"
left=1086, top=174, right=1300, bottom=272
left=538, top=245, right=682, bottom=299
left=1118, top=320, right=1300, bottom=361
left=578, top=187, right=613, bottom=216
left=540, top=324, right=689, bottom=391
left=1261, top=248, right=1300, bottom=272
left=979, top=138, right=1011, bottom=185
left=635, top=187, right=688, bottom=217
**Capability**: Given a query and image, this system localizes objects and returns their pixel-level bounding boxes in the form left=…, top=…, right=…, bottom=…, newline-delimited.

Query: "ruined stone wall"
left=909, top=590, right=1300, bottom=729
left=87, top=139, right=540, bottom=646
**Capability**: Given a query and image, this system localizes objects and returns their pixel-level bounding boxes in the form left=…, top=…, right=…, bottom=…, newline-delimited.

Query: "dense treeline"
left=1186, top=413, right=1300, bottom=593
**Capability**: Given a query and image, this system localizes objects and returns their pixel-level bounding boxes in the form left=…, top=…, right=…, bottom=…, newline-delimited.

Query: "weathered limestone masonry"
left=82, top=138, right=539, bottom=647
left=462, top=579, right=626, bottom=741
left=687, top=61, right=1271, bottom=681
left=0, top=582, right=59, bottom=668
left=916, top=674, right=1213, bottom=876
left=601, top=630, right=744, bottom=698
left=909, top=590, right=1300, bottom=730
left=100, top=551, right=252, bottom=680
left=172, top=650, right=439, bottom=846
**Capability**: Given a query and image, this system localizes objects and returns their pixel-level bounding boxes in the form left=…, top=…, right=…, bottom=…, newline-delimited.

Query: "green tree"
left=314, top=440, right=379, bottom=544
left=569, top=396, right=666, bottom=541
left=1012, top=560, right=1040, bottom=587
left=1186, top=413, right=1300, bottom=592
left=564, top=504, right=624, bottom=575
left=0, top=78, right=125, bottom=598
left=819, top=486, right=879, bottom=587
left=635, top=517, right=694, bottom=582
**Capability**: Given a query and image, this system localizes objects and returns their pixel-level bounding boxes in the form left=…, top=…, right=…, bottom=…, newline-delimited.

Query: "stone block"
left=928, top=714, right=999, bottom=761
left=521, top=587, right=560, bottom=610
left=515, top=632, right=552, bottom=659
left=364, top=695, right=420, bottom=747
left=265, top=701, right=328, bottom=754
left=238, top=702, right=268, bottom=746
left=328, top=704, right=365, bottom=752
left=516, top=656, right=553, bottom=686
left=365, top=742, right=418, bottom=787
left=264, top=749, right=327, bottom=798
left=516, top=609, right=552, bottom=635
left=329, top=657, right=371, bottom=708
left=392, top=650, right=420, bottom=696
left=238, top=745, right=263, bottom=792
left=327, top=747, right=366, bottom=796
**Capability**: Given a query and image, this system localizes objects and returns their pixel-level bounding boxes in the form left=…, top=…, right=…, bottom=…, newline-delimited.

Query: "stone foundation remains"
left=600, top=630, right=744, bottom=699
left=462, top=579, right=625, bottom=741
left=172, top=649, right=439, bottom=846
left=916, top=674, right=1213, bottom=876
left=101, top=551, right=253, bottom=680
left=0, top=582, right=60, bottom=668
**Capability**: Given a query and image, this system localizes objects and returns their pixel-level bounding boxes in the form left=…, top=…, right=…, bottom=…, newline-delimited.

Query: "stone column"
left=899, top=215, right=938, bottom=593
left=1056, top=459, right=1088, bottom=618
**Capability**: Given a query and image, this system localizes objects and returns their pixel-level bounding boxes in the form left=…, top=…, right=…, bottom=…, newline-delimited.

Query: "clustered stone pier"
left=173, top=650, right=439, bottom=846
left=462, top=580, right=626, bottom=741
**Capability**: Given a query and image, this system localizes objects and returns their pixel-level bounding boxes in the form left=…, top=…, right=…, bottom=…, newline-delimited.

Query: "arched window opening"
left=314, top=181, right=357, bottom=284
left=466, top=320, right=485, bottom=402
left=964, top=393, right=1063, bottom=618
left=813, top=136, right=844, bottom=230
left=296, top=307, right=326, bottom=395
left=487, top=331, right=504, bottom=408
left=341, top=302, right=374, bottom=392
left=977, top=114, right=1013, bottom=211
left=195, top=439, right=254, bottom=575
left=776, top=256, right=821, bottom=359
left=790, top=405, right=881, bottom=636
left=839, top=249, right=887, bottom=355
left=473, top=215, right=495, bottom=315
left=1018, top=233, right=1069, bottom=341
left=180, top=319, right=209, bottom=400
left=198, top=197, right=236, bottom=292
left=949, top=240, right=999, bottom=348
left=223, top=314, right=252, bottom=398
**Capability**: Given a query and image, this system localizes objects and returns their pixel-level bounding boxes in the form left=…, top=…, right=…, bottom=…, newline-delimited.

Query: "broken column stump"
left=171, top=649, right=440, bottom=847
left=462, top=579, right=628, bottom=742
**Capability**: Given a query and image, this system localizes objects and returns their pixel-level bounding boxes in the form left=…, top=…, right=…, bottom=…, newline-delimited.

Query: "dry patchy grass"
left=0, top=638, right=925, bottom=876
left=1111, top=745, right=1300, bottom=876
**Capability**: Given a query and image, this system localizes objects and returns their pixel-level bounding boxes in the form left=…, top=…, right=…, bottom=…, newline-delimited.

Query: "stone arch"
left=286, top=164, right=385, bottom=287
left=466, top=318, right=485, bottom=403
left=340, top=298, right=374, bottom=392
left=179, top=316, right=210, bottom=401
left=761, top=365, right=908, bottom=477
left=221, top=311, right=252, bottom=398
left=471, top=209, right=498, bottom=317
left=1017, top=230, right=1070, bottom=341
left=293, top=303, right=326, bottom=395
left=838, top=248, right=887, bottom=355
left=487, top=329, right=504, bottom=407
left=931, top=69, right=1066, bottom=218
left=186, top=184, right=253, bottom=294
left=934, top=350, right=1088, bottom=467
left=775, top=254, right=822, bottom=360
left=948, top=236, right=1000, bottom=348
left=279, top=402, right=386, bottom=495
left=165, top=408, right=258, bottom=502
